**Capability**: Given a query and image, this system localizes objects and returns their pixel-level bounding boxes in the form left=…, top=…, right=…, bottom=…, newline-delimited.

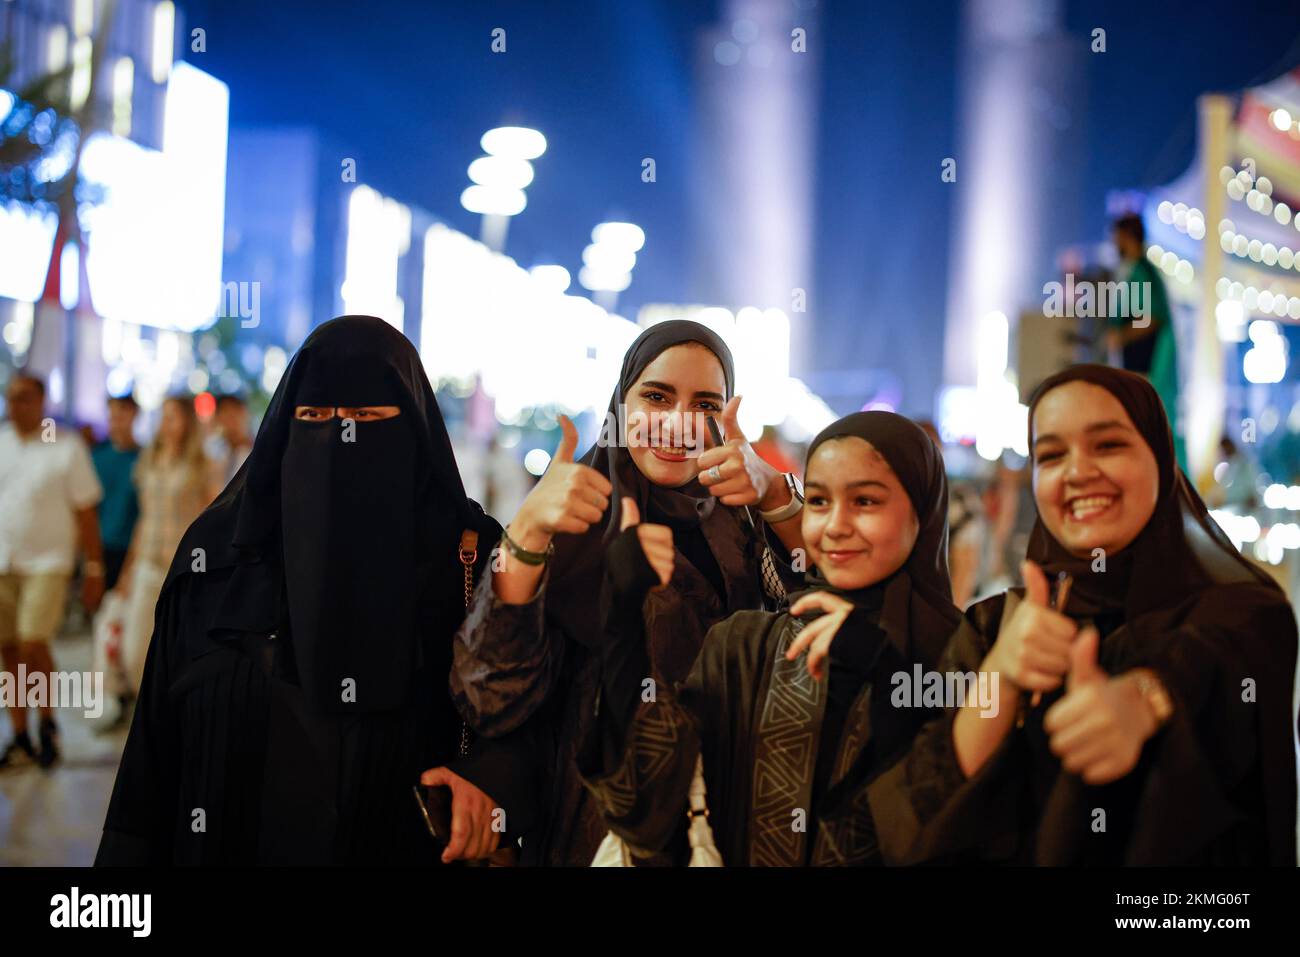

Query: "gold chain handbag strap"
left=457, top=529, right=479, bottom=757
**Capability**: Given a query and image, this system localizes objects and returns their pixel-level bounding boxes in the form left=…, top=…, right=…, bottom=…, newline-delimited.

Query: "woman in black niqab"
left=96, top=316, right=520, bottom=865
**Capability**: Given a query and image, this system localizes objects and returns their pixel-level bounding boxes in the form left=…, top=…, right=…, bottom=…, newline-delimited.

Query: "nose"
left=825, top=501, right=854, bottom=538
left=1064, top=447, right=1101, bottom=484
left=656, top=408, right=685, bottom=446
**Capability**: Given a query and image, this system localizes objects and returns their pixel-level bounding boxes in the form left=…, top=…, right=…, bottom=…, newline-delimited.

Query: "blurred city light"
left=341, top=185, right=411, bottom=328
left=529, top=264, right=571, bottom=294
left=480, top=126, right=547, bottom=160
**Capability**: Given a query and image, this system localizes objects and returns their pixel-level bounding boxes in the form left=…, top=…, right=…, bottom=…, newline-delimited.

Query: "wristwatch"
left=759, top=473, right=804, bottom=523
left=1131, top=668, right=1174, bottom=729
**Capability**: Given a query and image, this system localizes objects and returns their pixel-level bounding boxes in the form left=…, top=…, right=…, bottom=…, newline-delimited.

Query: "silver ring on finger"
left=707, top=464, right=723, bottom=482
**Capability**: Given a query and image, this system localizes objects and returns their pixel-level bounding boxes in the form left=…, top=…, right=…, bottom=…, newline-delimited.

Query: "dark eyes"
left=1036, top=440, right=1127, bottom=464
left=806, top=495, right=879, bottom=508
left=640, top=390, right=720, bottom=413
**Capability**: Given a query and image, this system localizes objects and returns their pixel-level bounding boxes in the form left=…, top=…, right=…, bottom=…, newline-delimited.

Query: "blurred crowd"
left=0, top=377, right=253, bottom=766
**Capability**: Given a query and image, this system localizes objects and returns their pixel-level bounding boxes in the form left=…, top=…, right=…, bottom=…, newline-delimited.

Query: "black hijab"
left=590, top=319, right=735, bottom=537
left=166, top=315, right=493, bottom=713
left=548, top=320, right=736, bottom=644
left=1025, top=364, right=1280, bottom=617
left=800, top=411, right=963, bottom=662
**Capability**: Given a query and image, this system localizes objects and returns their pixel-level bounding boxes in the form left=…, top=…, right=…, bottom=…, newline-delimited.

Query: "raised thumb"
left=555, top=414, right=578, bottom=464
left=1067, top=627, right=1104, bottom=691
left=619, top=496, right=640, bottom=531
left=1021, top=559, right=1051, bottom=607
left=720, top=395, right=744, bottom=443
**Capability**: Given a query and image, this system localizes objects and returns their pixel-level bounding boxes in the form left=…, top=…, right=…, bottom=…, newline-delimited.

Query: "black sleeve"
left=448, top=724, right=542, bottom=839
left=595, top=525, right=661, bottom=747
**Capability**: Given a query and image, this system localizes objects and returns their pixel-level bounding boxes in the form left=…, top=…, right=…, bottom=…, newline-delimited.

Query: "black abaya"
left=96, top=316, right=533, bottom=865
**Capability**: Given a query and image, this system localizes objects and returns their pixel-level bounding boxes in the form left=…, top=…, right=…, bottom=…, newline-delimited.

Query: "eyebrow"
left=1033, top=420, right=1135, bottom=447
left=805, top=479, right=890, bottom=491
left=639, top=380, right=725, bottom=402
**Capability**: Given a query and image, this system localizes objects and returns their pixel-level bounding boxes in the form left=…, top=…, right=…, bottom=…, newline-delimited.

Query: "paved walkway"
left=0, top=630, right=129, bottom=866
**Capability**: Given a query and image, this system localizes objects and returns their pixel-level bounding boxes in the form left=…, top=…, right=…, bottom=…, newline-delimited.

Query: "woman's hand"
left=784, top=590, right=855, bottom=680
left=419, top=766, right=504, bottom=863
left=1043, top=629, right=1159, bottom=785
left=511, top=415, right=613, bottom=549
left=981, top=560, right=1077, bottom=694
left=619, top=497, right=674, bottom=588
left=696, top=396, right=783, bottom=509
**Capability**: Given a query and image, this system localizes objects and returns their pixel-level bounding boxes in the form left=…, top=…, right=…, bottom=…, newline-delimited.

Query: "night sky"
left=179, top=0, right=1300, bottom=411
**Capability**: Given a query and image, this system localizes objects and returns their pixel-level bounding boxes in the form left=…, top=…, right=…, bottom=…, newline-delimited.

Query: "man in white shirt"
left=0, top=373, right=105, bottom=769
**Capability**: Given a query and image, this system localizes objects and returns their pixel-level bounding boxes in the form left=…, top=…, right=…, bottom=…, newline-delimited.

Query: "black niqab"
left=167, top=315, right=486, bottom=713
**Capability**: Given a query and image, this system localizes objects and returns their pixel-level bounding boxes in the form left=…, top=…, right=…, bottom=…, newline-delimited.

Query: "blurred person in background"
left=916, top=419, right=987, bottom=608
left=92, top=394, right=141, bottom=591
left=208, top=393, right=254, bottom=486
left=1204, top=435, right=1258, bottom=510
left=0, top=373, right=105, bottom=769
left=112, top=396, right=221, bottom=699
left=1106, top=213, right=1185, bottom=470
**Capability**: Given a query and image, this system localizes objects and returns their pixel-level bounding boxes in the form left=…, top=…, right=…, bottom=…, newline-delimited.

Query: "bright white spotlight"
left=530, top=264, right=571, bottom=293
left=468, top=155, right=534, bottom=190
left=582, top=243, right=636, bottom=274
left=460, top=184, right=527, bottom=216
left=523, top=448, right=552, bottom=476
left=481, top=126, right=547, bottom=160
left=591, top=222, right=645, bottom=251
left=579, top=265, right=632, bottom=292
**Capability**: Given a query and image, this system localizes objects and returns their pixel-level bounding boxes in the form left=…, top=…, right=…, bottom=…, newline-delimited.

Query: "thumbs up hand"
left=619, top=496, right=675, bottom=589
left=696, top=396, right=784, bottom=509
left=511, top=415, right=613, bottom=548
left=1043, top=628, right=1158, bottom=785
left=981, top=560, right=1078, bottom=694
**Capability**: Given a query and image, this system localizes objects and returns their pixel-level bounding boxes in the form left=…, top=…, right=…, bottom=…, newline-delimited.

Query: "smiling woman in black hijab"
left=867, top=364, right=1298, bottom=866
left=577, top=411, right=963, bottom=865
left=95, top=316, right=530, bottom=865
left=451, top=319, right=807, bottom=865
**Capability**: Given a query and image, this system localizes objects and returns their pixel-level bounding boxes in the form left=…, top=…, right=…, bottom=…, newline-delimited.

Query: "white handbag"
left=591, top=754, right=723, bottom=866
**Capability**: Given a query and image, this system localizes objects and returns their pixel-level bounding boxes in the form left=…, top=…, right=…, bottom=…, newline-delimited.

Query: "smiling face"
left=623, top=342, right=727, bottom=488
left=1031, top=380, right=1160, bottom=558
left=802, top=436, right=919, bottom=590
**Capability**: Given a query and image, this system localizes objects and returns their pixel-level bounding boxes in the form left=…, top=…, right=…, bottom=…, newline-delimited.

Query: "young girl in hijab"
left=452, top=320, right=807, bottom=865
left=578, top=412, right=962, bottom=865
left=867, top=365, right=1298, bottom=865
left=96, top=316, right=530, bottom=865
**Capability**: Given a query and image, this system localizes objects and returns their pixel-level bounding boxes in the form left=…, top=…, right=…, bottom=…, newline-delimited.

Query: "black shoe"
left=0, top=731, right=36, bottom=769
left=37, top=720, right=59, bottom=769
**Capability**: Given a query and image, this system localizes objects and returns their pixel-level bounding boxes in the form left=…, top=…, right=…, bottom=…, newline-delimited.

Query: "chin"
left=817, top=563, right=877, bottom=591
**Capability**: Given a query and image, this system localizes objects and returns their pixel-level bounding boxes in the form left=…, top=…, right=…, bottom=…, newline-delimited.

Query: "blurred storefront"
left=1, top=1, right=228, bottom=433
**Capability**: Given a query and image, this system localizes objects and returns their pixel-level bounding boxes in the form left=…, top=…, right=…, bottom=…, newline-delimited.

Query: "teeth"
left=1069, top=495, right=1115, bottom=518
